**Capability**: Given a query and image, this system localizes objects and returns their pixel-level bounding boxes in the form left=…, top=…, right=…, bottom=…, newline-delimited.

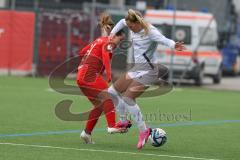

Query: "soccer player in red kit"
left=77, top=14, right=131, bottom=144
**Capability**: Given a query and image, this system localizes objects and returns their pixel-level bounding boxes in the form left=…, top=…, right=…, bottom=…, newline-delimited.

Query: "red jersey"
left=79, top=37, right=113, bottom=82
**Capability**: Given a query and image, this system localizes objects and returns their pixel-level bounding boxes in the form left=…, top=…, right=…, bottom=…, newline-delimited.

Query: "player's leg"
left=76, top=65, right=104, bottom=143
left=120, top=80, right=151, bottom=150
left=95, top=76, right=130, bottom=133
left=112, top=74, right=133, bottom=93
left=78, top=86, right=102, bottom=144
left=122, top=80, right=148, bottom=131
left=121, top=66, right=160, bottom=149
left=108, top=74, right=132, bottom=123
left=79, top=76, right=127, bottom=142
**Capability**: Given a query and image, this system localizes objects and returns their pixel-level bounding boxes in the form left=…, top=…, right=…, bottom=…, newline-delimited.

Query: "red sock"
left=85, top=99, right=116, bottom=134
left=85, top=106, right=103, bottom=134
left=103, top=99, right=116, bottom=128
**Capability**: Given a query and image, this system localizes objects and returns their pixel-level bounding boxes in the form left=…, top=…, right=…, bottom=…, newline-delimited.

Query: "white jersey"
left=111, top=19, right=176, bottom=64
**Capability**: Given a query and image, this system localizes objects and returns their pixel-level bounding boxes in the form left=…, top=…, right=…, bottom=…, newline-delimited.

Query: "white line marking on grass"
left=0, top=142, right=220, bottom=160
left=2, top=120, right=240, bottom=138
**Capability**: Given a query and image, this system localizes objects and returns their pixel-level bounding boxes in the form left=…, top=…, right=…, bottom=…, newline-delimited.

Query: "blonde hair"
left=99, top=12, right=114, bottom=36
left=125, top=9, right=149, bottom=35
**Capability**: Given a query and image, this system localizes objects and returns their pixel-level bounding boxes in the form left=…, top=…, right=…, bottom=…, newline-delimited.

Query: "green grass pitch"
left=0, top=77, right=239, bottom=160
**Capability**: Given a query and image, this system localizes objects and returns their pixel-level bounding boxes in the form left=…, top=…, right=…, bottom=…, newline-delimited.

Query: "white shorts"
left=127, top=63, right=161, bottom=86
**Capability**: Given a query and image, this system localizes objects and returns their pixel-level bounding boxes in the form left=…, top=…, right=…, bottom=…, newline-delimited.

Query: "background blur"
left=1, top=1, right=240, bottom=159
left=0, top=0, right=240, bottom=89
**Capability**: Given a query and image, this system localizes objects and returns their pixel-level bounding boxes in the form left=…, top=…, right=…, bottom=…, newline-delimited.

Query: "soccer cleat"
left=80, top=130, right=95, bottom=144
left=107, top=127, right=128, bottom=134
left=107, top=120, right=132, bottom=134
left=115, top=120, right=132, bottom=129
left=137, top=128, right=151, bottom=150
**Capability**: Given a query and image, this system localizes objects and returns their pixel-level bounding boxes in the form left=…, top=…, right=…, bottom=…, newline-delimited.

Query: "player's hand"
left=175, top=41, right=186, bottom=51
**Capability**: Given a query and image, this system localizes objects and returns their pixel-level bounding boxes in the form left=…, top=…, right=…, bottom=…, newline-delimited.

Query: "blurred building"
left=233, top=0, right=240, bottom=14
left=2, top=0, right=165, bottom=10
left=1, top=0, right=239, bottom=14
left=1, top=0, right=239, bottom=76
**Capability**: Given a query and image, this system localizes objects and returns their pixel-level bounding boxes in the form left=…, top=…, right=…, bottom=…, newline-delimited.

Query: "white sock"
left=108, top=85, right=127, bottom=122
left=122, top=97, right=147, bottom=132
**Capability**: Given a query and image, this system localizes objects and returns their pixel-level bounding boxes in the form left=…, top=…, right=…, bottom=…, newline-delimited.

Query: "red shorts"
left=77, top=64, right=108, bottom=101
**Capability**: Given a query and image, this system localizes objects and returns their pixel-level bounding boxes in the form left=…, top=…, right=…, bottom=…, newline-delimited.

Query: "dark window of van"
left=155, top=24, right=191, bottom=45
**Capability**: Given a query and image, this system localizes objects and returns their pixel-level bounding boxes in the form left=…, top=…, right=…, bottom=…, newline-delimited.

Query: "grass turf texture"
left=0, top=77, right=239, bottom=160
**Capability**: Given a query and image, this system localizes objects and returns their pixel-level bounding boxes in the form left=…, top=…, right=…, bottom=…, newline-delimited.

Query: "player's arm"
left=110, top=19, right=127, bottom=36
left=79, top=43, right=92, bottom=56
left=149, top=26, right=186, bottom=51
left=149, top=26, right=176, bottom=49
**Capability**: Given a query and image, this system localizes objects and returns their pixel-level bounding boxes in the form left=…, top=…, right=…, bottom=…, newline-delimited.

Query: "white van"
left=144, top=9, right=223, bottom=85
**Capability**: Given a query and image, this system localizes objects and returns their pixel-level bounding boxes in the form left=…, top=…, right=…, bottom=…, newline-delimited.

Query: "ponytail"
left=125, top=9, right=149, bottom=35
left=99, top=13, right=114, bottom=36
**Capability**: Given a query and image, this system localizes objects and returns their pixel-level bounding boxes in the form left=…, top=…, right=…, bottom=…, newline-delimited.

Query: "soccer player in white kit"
left=108, top=9, right=185, bottom=149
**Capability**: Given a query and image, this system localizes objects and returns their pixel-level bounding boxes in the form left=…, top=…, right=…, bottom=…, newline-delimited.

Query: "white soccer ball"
left=149, top=128, right=167, bottom=147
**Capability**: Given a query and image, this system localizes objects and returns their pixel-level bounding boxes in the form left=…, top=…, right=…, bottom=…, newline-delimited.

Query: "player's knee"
left=97, top=91, right=109, bottom=101
left=108, top=85, right=119, bottom=97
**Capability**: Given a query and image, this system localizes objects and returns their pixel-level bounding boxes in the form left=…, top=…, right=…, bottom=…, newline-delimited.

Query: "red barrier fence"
left=0, top=10, right=35, bottom=75
left=37, top=11, right=100, bottom=76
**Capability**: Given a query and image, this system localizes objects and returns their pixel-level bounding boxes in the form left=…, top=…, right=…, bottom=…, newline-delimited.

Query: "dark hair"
left=116, top=29, right=125, bottom=36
